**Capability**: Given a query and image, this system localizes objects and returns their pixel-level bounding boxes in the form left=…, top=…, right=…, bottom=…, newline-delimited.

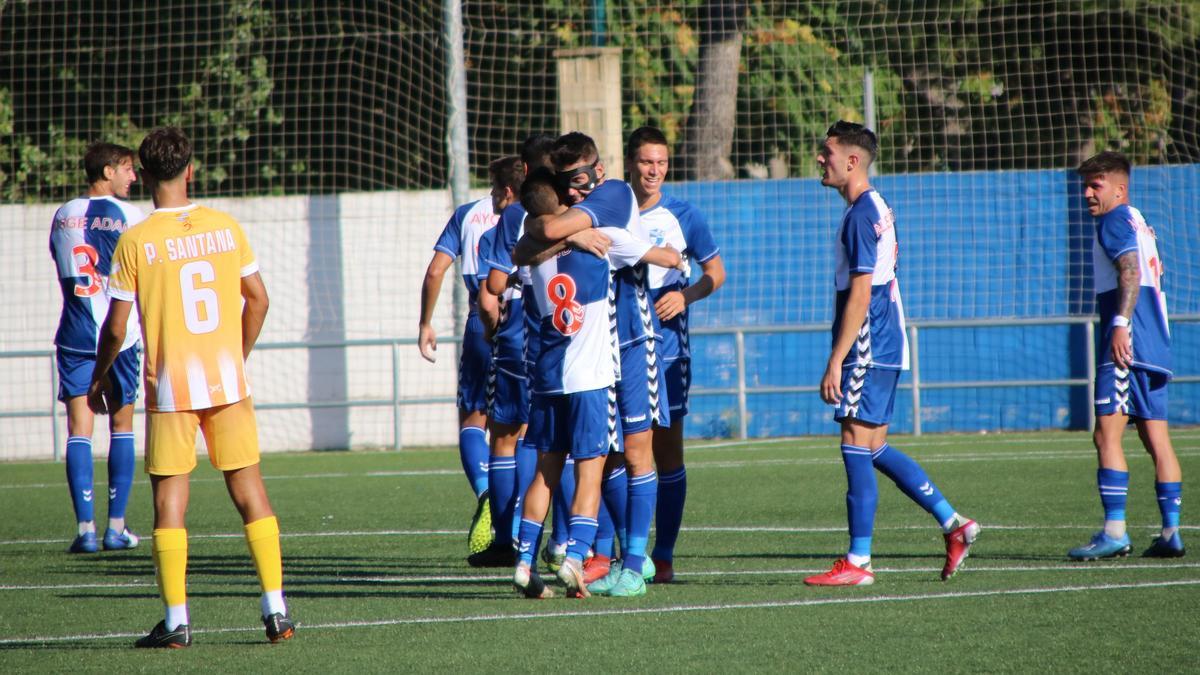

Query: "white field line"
left=2, top=578, right=1197, bottom=645
left=5, top=561, right=1199, bottom=593
left=2, top=446, right=1198, bottom=491
left=688, top=432, right=1200, bottom=452
left=2, top=523, right=1196, bottom=547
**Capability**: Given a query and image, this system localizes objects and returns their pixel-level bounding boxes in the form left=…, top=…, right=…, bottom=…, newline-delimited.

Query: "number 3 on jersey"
left=180, top=260, right=219, bottom=334
left=548, top=273, right=585, bottom=336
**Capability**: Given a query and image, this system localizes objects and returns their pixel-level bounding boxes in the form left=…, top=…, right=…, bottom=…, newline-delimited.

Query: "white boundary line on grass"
left=2, top=578, right=1197, bottom=645
left=4, top=561, right=1198, bottom=592
left=1, top=523, right=1194, bottom=547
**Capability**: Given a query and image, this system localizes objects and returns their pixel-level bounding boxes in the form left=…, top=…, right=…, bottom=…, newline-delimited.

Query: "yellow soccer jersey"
left=108, top=204, right=259, bottom=412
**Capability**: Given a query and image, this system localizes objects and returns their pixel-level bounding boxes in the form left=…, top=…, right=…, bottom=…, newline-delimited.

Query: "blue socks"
left=551, top=458, right=575, bottom=547
left=487, top=455, right=517, bottom=547
left=107, top=432, right=136, bottom=522
left=459, top=426, right=490, bottom=498
left=512, top=439, right=538, bottom=542
left=516, top=518, right=544, bottom=567
left=1098, top=468, right=1129, bottom=538
left=624, top=471, right=657, bottom=575
left=843, top=444, right=877, bottom=562
left=872, top=443, right=956, bottom=527
left=65, top=436, right=94, bottom=525
left=651, top=465, right=687, bottom=562
left=565, top=515, right=599, bottom=563
left=597, top=466, right=628, bottom=558
left=1156, top=481, right=1182, bottom=537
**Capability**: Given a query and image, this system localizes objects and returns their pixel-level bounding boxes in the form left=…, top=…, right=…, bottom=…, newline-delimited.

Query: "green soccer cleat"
left=586, top=560, right=623, bottom=595
left=606, top=567, right=647, bottom=598
left=467, top=491, right=493, bottom=555
left=641, top=557, right=656, bottom=583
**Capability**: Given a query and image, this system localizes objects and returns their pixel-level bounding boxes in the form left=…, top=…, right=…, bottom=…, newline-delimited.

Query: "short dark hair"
left=138, top=127, right=193, bottom=182
left=83, top=142, right=135, bottom=184
left=550, top=131, right=599, bottom=170
left=520, top=166, right=563, bottom=217
left=625, top=126, right=669, bottom=160
left=521, top=133, right=557, bottom=171
left=1077, top=151, right=1131, bottom=179
left=488, top=155, right=524, bottom=193
left=826, top=121, right=878, bottom=162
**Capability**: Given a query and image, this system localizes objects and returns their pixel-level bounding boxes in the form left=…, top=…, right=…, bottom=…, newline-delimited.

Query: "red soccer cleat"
left=582, top=554, right=612, bottom=584
left=804, top=558, right=875, bottom=586
left=651, top=558, right=674, bottom=584
left=942, top=519, right=981, bottom=580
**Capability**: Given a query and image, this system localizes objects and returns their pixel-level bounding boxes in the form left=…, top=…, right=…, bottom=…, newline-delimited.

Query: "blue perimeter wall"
left=666, top=165, right=1200, bottom=438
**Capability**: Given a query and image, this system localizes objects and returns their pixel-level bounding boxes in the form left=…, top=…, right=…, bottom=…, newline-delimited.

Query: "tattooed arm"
left=1110, top=250, right=1140, bottom=368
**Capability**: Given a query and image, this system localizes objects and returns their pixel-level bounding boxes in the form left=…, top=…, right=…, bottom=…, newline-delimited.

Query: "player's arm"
left=478, top=274, right=501, bottom=341
left=86, top=299, right=132, bottom=415
left=638, top=245, right=683, bottom=270
left=821, top=272, right=871, bottom=405
left=1110, top=250, right=1140, bottom=369
left=418, top=251, right=454, bottom=362
left=513, top=228, right=613, bottom=267
left=656, top=254, right=726, bottom=322
left=524, top=207, right=594, bottom=242
left=241, top=271, right=270, bottom=359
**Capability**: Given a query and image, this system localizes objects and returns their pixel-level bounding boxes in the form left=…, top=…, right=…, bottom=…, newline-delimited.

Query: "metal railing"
left=4, top=315, right=1197, bottom=457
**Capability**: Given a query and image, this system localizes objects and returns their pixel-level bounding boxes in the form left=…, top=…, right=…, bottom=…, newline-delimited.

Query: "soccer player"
left=624, top=126, right=726, bottom=584
left=50, top=142, right=145, bottom=553
left=511, top=169, right=682, bottom=599
left=1068, top=151, right=1184, bottom=560
left=805, top=121, right=979, bottom=586
left=522, top=131, right=669, bottom=597
left=419, top=157, right=503, bottom=556
left=88, top=127, right=293, bottom=647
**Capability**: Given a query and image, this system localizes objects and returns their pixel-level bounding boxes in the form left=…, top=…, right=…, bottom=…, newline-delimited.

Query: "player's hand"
left=655, top=290, right=687, bottom=321
left=820, top=362, right=842, bottom=405
left=1111, top=325, right=1133, bottom=369
left=566, top=229, right=611, bottom=257
left=86, top=379, right=110, bottom=415
left=418, top=323, right=437, bottom=363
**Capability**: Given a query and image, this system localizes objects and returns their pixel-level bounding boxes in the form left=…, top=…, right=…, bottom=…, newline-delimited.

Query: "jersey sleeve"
left=601, top=227, right=652, bottom=269
left=842, top=210, right=878, bottom=274
left=477, top=228, right=498, bottom=278
left=1096, top=210, right=1138, bottom=263
left=49, top=207, right=82, bottom=279
left=433, top=209, right=463, bottom=259
left=107, top=231, right=139, bottom=302
left=575, top=182, right=634, bottom=230
left=482, top=204, right=522, bottom=273
left=234, top=221, right=260, bottom=277
left=681, top=207, right=720, bottom=263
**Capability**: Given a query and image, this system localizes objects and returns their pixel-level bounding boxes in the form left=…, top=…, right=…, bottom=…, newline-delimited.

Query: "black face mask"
left=556, top=162, right=599, bottom=193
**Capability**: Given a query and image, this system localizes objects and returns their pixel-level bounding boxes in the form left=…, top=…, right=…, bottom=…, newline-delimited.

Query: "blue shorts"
left=664, top=358, right=691, bottom=419
left=833, top=365, right=899, bottom=426
left=618, top=339, right=670, bottom=434
left=526, top=388, right=620, bottom=459
left=488, top=361, right=530, bottom=425
left=1095, top=364, right=1169, bottom=421
left=57, top=345, right=141, bottom=405
left=457, top=316, right=492, bottom=413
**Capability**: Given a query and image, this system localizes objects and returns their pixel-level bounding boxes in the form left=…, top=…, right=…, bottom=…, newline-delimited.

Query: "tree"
left=677, top=1, right=746, bottom=180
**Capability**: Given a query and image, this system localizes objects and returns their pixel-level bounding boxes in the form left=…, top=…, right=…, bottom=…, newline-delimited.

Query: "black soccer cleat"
left=466, top=541, right=516, bottom=568
left=263, top=612, right=296, bottom=643
left=134, top=620, right=192, bottom=648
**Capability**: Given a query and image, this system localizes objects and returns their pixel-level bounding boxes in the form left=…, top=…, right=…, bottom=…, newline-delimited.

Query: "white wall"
left=0, top=188, right=485, bottom=460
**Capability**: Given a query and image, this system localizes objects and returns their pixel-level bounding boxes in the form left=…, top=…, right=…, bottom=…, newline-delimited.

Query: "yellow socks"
left=245, top=516, right=287, bottom=617
left=152, top=528, right=189, bottom=629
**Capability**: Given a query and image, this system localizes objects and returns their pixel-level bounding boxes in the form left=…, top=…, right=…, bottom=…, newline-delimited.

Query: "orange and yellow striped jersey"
left=108, top=204, right=259, bottom=412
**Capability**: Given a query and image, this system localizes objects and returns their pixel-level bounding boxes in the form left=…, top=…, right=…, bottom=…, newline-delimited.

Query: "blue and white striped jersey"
left=1093, top=204, right=1170, bottom=375
left=50, top=196, right=145, bottom=353
left=528, top=228, right=651, bottom=395
left=639, top=193, right=720, bottom=361
left=433, top=197, right=498, bottom=316
left=832, top=189, right=909, bottom=371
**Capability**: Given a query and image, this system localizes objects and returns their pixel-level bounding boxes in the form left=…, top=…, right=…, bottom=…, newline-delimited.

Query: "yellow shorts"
left=146, top=397, right=261, bottom=475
